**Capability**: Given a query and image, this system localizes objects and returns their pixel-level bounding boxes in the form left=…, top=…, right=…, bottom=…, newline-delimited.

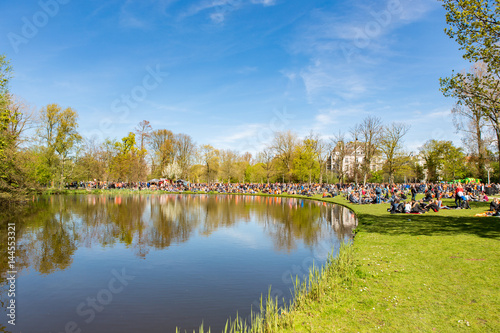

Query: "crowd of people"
left=66, top=180, right=499, bottom=214
left=342, top=183, right=493, bottom=214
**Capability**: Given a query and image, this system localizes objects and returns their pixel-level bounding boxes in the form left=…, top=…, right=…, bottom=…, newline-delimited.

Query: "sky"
left=0, top=0, right=471, bottom=156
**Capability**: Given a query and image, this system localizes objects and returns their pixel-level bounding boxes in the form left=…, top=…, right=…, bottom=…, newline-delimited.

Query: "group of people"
left=65, top=180, right=499, bottom=215
left=341, top=183, right=497, bottom=214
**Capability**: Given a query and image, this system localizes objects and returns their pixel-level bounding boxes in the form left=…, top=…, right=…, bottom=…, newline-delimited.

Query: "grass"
left=269, top=195, right=500, bottom=333
left=43, top=189, right=500, bottom=332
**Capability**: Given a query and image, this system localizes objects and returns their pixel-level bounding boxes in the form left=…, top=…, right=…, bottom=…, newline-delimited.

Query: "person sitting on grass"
left=388, top=199, right=403, bottom=214
left=404, top=201, right=411, bottom=213
left=349, top=192, right=359, bottom=204
left=437, top=198, right=450, bottom=210
left=423, top=191, right=433, bottom=202
left=425, top=199, right=440, bottom=212
left=410, top=200, right=427, bottom=214
left=490, top=198, right=499, bottom=212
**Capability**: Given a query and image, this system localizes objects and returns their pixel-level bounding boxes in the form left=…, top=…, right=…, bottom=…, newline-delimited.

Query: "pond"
left=0, top=194, right=357, bottom=333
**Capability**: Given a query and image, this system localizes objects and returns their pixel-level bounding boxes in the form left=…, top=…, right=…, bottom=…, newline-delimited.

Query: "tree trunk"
left=59, top=157, right=65, bottom=190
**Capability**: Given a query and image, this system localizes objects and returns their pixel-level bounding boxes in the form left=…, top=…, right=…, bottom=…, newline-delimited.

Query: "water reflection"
left=0, top=194, right=357, bottom=333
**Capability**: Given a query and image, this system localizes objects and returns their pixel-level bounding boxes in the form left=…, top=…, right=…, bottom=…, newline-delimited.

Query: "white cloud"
left=181, top=0, right=278, bottom=23
left=250, top=0, right=276, bottom=6
left=298, top=59, right=367, bottom=102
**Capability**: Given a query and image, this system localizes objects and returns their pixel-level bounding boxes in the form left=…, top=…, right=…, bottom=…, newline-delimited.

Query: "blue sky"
left=0, top=0, right=470, bottom=155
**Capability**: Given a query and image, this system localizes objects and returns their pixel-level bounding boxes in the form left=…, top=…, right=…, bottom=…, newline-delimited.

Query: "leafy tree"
left=149, top=129, right=175, bottom=177
left=379, top=123, right=410, bottom=183
left=440, top=0, right=500, bottom=178
left=112, top=132, right=141, bottom=182
left=200, top=144, right=220, bottom=183
left=440, top=0, right=500, bottom=69
left=420, top=140, right=467, bottom=181
left=293, top=138, right=319, bottom=183
left=219, top=149, right=239, bottom=183
left=37, top=104, right=82, bottom=188
left=271, top=130, right=298, bottom=182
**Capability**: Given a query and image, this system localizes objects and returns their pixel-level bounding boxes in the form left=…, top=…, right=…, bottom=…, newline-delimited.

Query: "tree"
left=271, top=130, right=298, bottom=182
left=149, top=129, right=175, bottom=177
left=112, top=132, right=141, bottom=182
left=359, top=116, right=383, bottom=184
left=135, top=120, right=152, bottom=180
left=256, top=148, right=275, bottom=183
left=163, top=161, right=182, bottom=180
left=420, top=140, right=467, bottom=181
left=200, top=144, right=220, bottom=183
left=219, top=149, right=239, bottom=183
left=174, top=133, right=196, bottom=179
left=440, top=0, right=500, bottom=178
left=330, top=131, right=350, bottom=184
left=37, top=104, right=82, bottom=188
left=304, top=132, right=330, bottom=184
left=0, top=55, right=13, bottom=157
left=135, top=120, right=152, bottom=151
left=440, top=0, right=500, bottom=71
left=441, top=62, right=500, bottom=178
left=379, top=123, right=410, bottom=183
left=452, top=100, right=491, bottom=179
left=293, top=137, right=319, bottom=183
left=0, top=56, right=37, bottom=200
left=349, top=124, right=362, bottom=183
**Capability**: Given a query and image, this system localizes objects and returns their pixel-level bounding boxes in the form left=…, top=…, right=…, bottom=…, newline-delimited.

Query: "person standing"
left=411, top=185, right=417, bottom=201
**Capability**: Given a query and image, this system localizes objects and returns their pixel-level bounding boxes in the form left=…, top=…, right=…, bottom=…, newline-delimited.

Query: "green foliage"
left=292, top=139, right=320, bottom=183
left=0, top=55, right=13, bottom=157
left=441, top=0, right=500, bottom=69
left=368, top=170, right=384, bottom=183
left=37, top=103, right=82, bottom=188
left=420, top=139, right=467, bottom=181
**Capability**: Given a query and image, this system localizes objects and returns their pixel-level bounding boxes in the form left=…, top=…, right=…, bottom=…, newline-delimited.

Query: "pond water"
left=0, top=194, right=357, bottom=333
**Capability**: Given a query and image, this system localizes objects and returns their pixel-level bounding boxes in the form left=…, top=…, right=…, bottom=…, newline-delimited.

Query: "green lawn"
left=274, top=196, right=500, bottom=332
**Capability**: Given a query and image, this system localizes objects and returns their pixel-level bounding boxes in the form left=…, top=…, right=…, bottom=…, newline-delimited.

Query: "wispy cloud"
left=180, top=0, right=278, bottom=24
left=297, top=59, right=367, bottom=102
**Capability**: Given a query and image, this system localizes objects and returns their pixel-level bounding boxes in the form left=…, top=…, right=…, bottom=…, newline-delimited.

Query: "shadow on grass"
left=358, top=213, right=500, bottom=240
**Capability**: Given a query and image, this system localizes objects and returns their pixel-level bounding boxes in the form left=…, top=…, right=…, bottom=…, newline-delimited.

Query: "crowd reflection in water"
left=0, top=194, right=357, bottom=284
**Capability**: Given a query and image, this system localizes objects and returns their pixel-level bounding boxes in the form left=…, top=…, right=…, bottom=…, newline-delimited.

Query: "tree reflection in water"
left=0, top=194, right=357, bottom=282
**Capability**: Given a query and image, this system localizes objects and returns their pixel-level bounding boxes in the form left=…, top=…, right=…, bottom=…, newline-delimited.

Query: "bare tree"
left=174, top=133, right=196, bottom=179
left=452, top=103, right=491, bottom=179
left=349, top=124, right=362, bottom=183
left=257, top=148, right=275, bottom=183
left=330, top=131, right=350, bottom=184
left=380, top=123, right=410, bottom=183
left=135, top=120, right=152, bottom=151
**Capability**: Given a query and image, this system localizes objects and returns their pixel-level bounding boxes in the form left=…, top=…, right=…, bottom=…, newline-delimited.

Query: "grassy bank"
left=248, top=196, right=500, bottom=332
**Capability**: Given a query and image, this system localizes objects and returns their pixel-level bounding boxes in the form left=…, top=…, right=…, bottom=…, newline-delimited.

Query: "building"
left=327, top=142, right=384, bottom=180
